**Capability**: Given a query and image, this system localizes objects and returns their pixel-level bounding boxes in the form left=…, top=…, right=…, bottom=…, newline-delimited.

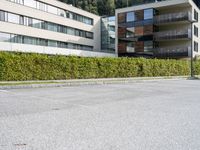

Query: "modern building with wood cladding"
left=116, top=0, right=200, bottom=58
left=0, top=0, right=115, bottom=57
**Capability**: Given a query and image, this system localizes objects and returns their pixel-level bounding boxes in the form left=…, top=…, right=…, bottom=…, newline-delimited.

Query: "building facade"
left=0, top=0, right=115, bottom=57
left=116, top=0, right=200, bottom=58
left=101, top=16, right=116, bottom=52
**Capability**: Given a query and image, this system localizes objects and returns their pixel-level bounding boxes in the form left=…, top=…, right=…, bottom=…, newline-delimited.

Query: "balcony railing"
left=154, top=28, right=191, bottom=41
left=154, top=11, right=192, bottom=25
left=154, top=46, right=190, bottom=58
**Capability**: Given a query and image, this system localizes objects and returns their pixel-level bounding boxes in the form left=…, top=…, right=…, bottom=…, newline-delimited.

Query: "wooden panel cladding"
left=118, top=42, right=126, bottom=53
left=135, top=27, right=144, bottom=36
left=135, top=10, right=144, bottom=21
left=118, top=13, right=126, bottom=23
left=135, top=41, right=144, bottom=52
left=118, top=27, right=126, bottom=38
left=144, top=25, right=154, bottom=35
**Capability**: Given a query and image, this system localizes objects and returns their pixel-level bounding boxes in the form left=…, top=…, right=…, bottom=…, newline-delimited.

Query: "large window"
left=32, top=19, right=42, bottom=29
left=10, top=0, right=24, bottom=4
left=126, top=12, right=135, bottom=22
left=194, top=41, right=198, bottom=52
left=0, top=10, right=93, bottom=39
left=144, top=41, right=153, bottom=52
left=144, top=9, right=153, bottom=20
left=48, top=40, right=57, bottom=47
left=36, top=2, right=47, bottom=11
left=0, top=32, right=93, bottom=51
left=10, top=35, right=23, bottom=43
left=0, top=32, right=10, bottom=42
left=24, top=0, right=36, bottom=8
left=47, top=23, right=58, bottom=32
left=48, top=5, right=58, bottom=15
left=126, top=27, right=135, bottom=38
left=194, top=25, right=198, bottom=37
left=57, top=9, right=66, bottom=17
left=194, top=9, right=198, bottom=21
left=9, top=0, right=93, bottom=25
left=7, top=13, right=19, bottom=24
left=0, top=11, right=7, bottom=21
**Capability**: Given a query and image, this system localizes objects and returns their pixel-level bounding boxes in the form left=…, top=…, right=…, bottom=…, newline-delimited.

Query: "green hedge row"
left=0, top=52, right=199, bottom=81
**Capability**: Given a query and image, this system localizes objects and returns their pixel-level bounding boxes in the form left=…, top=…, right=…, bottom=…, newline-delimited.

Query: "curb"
left=0, top=76, right=191, bottom=90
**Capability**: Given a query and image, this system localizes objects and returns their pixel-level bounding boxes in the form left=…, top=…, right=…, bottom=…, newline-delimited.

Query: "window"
left=144, top=9, right=153, bottom=20
left=9, top=0, right=93, bottom=25
left=57, top=41, right=68, bottom=48
left=109, top=25, right=115, bottom=32
left=194, top=9, right=198, bottom=21
left=126, top=42, right=135, bottom=53
left=48, top=40, right=57, bottom=47
left=7, top=13, right=19, bottom=24
left=10, top=34, right=23, bottom=43
left=19, top=15, right=24, bottom=25
left=144, top=41, right=153, bottom=52
left=24, top=0, right=36, bottom=8
left=38, top=39, right=46, bottom=46
left=57, top=9, right=66, bottom=17
left=47, top=23, right=57, bottom=32
left=48, top=5, right=58, bottom=15
left=66, top=11, right=73, bottom=19
left=32, top=19, right=42, bottom=28
left=36, top=2, right=47, bottom=11
left=10, top=0, right=24, bottom=4
left=86, top=32, right=93, bottom=39
left=126, top=12, right=135, bottom=22
left=126, top=27, right=135, bottom=38
left=0, top=31, right=93, bottom=50
left=0, top=32, right=11, bottom=42
left=67, top=27, right=75, bottom=35
left=77, top=15, right=83, bottom=22
left=83, top=17, right=93, bottom=25
left=0, top=11, right=7, bottom=21
left=194, top=41, right=198, bottom=52
left=194, top=25, right=198, bottom=37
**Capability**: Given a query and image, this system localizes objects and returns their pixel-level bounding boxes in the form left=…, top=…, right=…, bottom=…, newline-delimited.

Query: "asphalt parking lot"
left=0, top=79, right=200, bottom=150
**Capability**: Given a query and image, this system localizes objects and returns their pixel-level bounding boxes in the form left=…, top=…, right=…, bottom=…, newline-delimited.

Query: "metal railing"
left=154, top=11, right=192, bottom=24
left=154, top=28, right=191, bottom=41
left=154, top=46, right=190, bottom=57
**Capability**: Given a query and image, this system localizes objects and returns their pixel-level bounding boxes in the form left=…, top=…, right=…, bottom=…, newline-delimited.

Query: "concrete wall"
left=0, top=42, right=116, bottom=57
left=0, top=0, right=106, bottom=57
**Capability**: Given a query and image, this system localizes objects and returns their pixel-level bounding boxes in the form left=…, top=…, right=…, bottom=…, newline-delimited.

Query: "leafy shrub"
left=0, top=52, right=195, bottom=81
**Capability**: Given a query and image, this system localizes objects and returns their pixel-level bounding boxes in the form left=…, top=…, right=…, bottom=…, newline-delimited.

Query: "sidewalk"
left=0, top=76, right=190, bottom=90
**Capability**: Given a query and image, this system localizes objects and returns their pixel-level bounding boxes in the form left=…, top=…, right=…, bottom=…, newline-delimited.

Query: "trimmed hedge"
left=0, top=52, right=197, bottom=81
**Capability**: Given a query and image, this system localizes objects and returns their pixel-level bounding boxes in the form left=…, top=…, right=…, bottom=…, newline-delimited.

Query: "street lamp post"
left=190, top=19, right=197, bottom=79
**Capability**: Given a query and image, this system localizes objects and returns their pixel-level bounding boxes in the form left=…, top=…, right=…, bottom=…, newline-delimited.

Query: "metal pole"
left=191, top=22, right=194, bottom=78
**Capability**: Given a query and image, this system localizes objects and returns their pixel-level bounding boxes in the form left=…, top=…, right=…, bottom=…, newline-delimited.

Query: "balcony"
left=154, top=11, right=192, bottom=25
left=154, top=46, right=190, bottom=58
left=154, top=28, right=191, bottom=41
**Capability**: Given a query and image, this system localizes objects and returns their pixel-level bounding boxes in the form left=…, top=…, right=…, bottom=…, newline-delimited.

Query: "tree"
left=97, top=0, right=115, bottom=16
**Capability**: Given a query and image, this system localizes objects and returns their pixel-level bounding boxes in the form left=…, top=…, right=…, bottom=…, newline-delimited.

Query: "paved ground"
left=0, top=79, right=200, bottom=150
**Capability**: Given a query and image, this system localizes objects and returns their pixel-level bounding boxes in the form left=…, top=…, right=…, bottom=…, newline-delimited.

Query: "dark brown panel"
left=118, top=27, right=126, bottom=38
left=118, top=13, right=126, bottom=23
left=144, top=25, right=153, bottom=35
left=135, top=41, right=144, bottom=52
left=135, top=10, right=144, bottom=21
left=118, top=42, right=126, bottom=53
left=135, top=27, right=144, bottom=36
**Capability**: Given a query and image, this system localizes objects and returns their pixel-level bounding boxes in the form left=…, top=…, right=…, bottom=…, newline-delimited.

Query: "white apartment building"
left=116, top=0, right=200, bottom=58
left=0, top=0, right=115, bottom=57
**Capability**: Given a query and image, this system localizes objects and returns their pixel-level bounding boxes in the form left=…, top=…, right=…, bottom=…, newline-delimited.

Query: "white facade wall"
left=0, top=0, right=116, bottom=57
